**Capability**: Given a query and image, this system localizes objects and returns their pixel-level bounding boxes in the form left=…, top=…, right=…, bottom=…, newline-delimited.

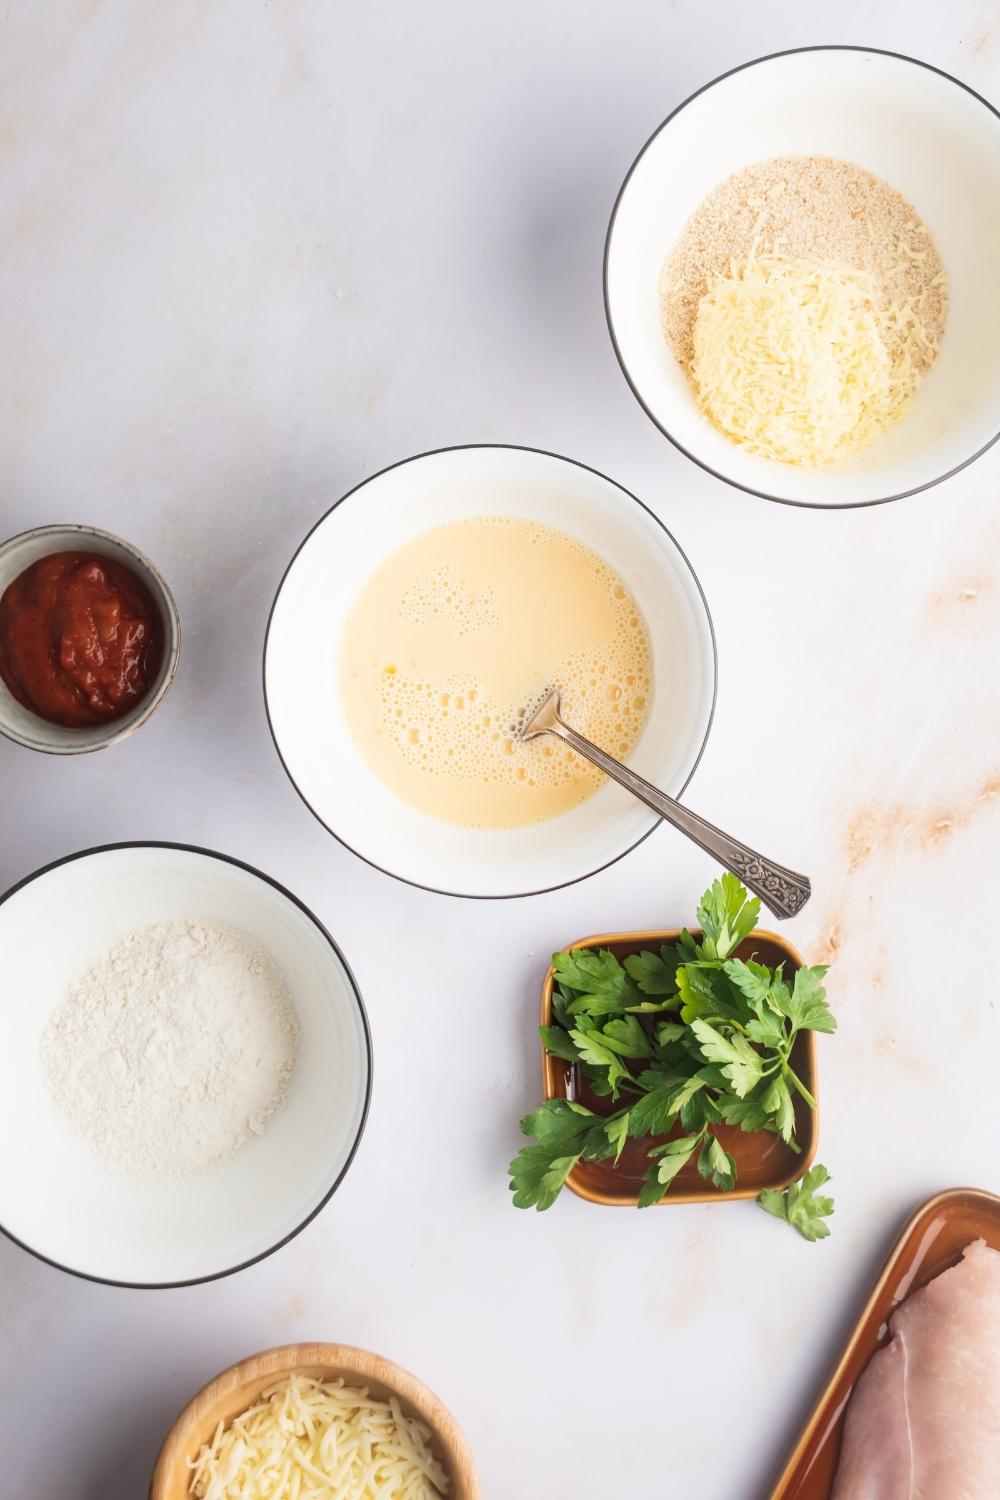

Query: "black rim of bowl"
left=0, top=840, right=373, bottom=1289
left=0, top=523, right=181, bottom=755
left=262, top=442, right=719, bottom=899
left=603, top=44, right=1000, bottom=510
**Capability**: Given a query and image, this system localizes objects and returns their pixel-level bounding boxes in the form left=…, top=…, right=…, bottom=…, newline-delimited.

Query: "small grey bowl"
left=0, top=523, right=180, bottom=754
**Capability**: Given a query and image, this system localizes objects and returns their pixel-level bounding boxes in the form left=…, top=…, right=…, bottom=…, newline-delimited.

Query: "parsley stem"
left=784, top=1065, right=816, bottom=1110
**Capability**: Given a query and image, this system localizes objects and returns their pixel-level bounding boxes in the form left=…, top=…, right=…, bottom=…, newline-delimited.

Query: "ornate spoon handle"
left=525, top=694, right=810, bottom=921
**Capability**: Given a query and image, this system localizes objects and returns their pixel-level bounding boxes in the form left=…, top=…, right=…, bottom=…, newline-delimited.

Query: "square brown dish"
left=767, top=1187, right=1000, bottom=1499
left=540, top=927, right=818, bottom=1207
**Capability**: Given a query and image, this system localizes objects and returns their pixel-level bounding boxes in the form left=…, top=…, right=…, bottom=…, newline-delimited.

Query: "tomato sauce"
left=0, top=551, right=164, bottom=728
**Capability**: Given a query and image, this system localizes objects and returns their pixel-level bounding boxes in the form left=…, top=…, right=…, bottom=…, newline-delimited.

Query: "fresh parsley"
left=508, top=874, right=836, bottom=1239
left=758, top=1165, right=835, bottom=1242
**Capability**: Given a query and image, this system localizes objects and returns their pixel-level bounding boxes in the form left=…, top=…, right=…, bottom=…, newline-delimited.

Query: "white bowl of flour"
left=0, top=843, right=371, bottom=1286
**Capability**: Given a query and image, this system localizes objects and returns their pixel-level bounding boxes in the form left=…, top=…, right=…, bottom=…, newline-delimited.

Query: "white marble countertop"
left=2, top=3, right=999, bottom=1496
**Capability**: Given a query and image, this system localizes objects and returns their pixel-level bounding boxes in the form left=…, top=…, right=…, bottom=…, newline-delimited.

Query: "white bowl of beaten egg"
left=265, top=446, right=716, bottom=897
left=0, top=844, right=371, bottom=1286
left=606, top=47, right=1000, bottom=507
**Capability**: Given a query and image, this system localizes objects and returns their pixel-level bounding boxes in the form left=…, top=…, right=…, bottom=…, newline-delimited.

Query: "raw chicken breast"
left=832, top=1239, right=1000, bottom=1499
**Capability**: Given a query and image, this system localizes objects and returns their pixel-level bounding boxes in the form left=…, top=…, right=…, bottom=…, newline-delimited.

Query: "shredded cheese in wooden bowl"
left=187, top=1374, right=451, bottom=1500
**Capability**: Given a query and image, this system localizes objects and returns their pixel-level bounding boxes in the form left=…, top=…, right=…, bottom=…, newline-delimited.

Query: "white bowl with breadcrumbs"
left=605, top=47, right=1000, bottom=507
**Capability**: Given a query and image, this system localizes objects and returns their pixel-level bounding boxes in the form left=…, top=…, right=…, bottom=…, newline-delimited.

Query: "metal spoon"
left=517, top=689, right=810, bottom=921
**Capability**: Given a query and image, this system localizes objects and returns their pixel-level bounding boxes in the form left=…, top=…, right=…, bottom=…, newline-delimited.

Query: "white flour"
left=40, top=919, right=298, bottom=1184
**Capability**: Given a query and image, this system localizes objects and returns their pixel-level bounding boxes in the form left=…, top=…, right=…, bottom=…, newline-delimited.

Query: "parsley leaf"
left=538, top=1025, right=582, bottom=1063
left=626, top=1089, right=678, bottom=1139
left=677, top=963, right=746, bottom=1025
left=676, top=929, right=700, bottom=963
left=679, top=1088, right=721, bottom=1130
left=760, top=1075, right=796, bottom=1143
left=722, top=956, right=773, bottom=1009
left=551, top=946, right=622, bottom=993
left=637, top=1133, right=703, bottom=1207
left=783, top=966, right=837, bottom=1035
left=744, top=1010, right=785, bottom=1048
left=624, top=946, right=681, bottom=996
left=715, top=1096, right=774, bottom=1133
left=604, top=1113, right=630, bottom=1164
left=627, top=1074, right=705, bottom=1138
left=568, top=1024, right=631, bottom=1097
left=758, top=1165, right=834, bottom=1241
left=579, top=1064, right=616, bottom=1098
left=597, top=1014, right=655, bottom=1058
left=519, top=1098, right=598, bottom=1149
left=696, top=874, right=761, bottom=961
left=698, top=1132, right=736, bottom=1192
left=509, top=1146, right=583, bottom=1210
left=553, top=948, right=639, bottom=1015
left=689, top=1019, right=764, bottom=1097
left=509, top=1100, right=606, bottom=1210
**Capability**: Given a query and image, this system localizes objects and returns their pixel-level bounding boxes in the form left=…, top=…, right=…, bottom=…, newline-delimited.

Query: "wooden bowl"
left=149, top=1342, right=479, bottom=1500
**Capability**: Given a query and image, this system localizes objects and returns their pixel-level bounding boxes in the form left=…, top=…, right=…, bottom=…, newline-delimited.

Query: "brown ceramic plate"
left=768, top=1187, right=1000, bottom=1498
left=540, top=927, right=818, bottom=1206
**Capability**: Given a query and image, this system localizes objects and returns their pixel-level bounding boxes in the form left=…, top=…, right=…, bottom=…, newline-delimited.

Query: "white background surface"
left=1, top=3, right=999, bottom=1496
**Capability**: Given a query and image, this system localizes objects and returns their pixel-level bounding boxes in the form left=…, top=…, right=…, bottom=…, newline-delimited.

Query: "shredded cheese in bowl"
left=187, top=1374, right=451, bottom=1499
left=690, top=252, right=939, bottom=466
